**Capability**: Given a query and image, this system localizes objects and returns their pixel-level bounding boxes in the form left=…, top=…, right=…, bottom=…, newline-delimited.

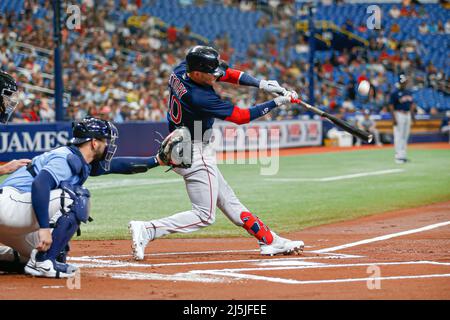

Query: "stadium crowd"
left=0, top=0, right=448, bottom=123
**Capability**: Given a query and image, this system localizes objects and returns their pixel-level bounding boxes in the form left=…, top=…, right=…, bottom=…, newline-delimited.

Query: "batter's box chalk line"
left=68, top=251, right=361, bottom=269
left=83, top=260, right=450, bottom=285
left=68, top=220, right=450, bottom=284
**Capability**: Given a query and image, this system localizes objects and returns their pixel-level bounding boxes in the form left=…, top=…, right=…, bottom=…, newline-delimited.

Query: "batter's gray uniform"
left=143, top=142, right=246, bottom=239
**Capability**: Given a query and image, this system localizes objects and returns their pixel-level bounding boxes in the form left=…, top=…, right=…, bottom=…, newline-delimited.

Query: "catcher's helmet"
left=69, top=116, right=119, bottom=170
left=186, top=46, right=226, bottom=78
left=0, top=71, right=19, bottom=124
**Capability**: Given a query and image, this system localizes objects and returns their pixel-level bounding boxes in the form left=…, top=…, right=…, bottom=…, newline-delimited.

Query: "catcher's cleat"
left=24, top=249, right=77, bottom=278
left=259, top=233, right=304, bottom=256
left=129, top=221, right=150, bottom=261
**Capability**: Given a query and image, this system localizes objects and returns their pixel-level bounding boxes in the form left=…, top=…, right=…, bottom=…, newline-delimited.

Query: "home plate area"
left=68, top=247, right=450, bottom=287
left=3, top=203, right=447, bottom=300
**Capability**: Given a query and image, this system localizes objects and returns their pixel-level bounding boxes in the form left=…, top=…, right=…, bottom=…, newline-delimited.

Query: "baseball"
left=358, top=80, right=371, bottom=96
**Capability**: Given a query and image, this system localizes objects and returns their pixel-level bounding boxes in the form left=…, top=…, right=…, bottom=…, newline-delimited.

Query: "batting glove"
left=284, top=90, right=298, bottom=100
left=274, top=96, right=292, bottom=107
left=259, top=80, right=288, bottom=96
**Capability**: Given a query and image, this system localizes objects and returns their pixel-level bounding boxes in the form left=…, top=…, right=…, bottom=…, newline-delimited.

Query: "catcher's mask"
left=69, top=116, right=119, bottom=171
left=0, top=71, right=19, bottom=124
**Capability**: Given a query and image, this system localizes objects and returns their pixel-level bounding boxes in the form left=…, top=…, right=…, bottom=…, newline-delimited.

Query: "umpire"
left=388, top=74, right=416, bottom=164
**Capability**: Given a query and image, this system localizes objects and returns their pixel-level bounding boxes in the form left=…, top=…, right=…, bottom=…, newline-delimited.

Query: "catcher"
left=0, top=117, right=183, bottom=277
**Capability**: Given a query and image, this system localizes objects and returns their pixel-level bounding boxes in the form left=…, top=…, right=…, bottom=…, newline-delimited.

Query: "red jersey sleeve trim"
left=224, top=106, right=250, bottom=125
left=219, top=68, right=243, bottom=85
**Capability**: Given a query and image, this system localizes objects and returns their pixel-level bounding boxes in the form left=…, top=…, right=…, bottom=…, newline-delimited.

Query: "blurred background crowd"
left=0, top=0, right=448, bottom=123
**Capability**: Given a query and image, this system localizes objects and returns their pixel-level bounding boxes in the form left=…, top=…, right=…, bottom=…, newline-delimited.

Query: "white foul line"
left=189, top=260, right=450, bottom=274
left=314, top=220, right=450, bottom=253
left=70, top=249, right=354, bottom=260
left=85, top=178, right=181, bottom=190
left=93, top=261, right=450, bottom=284
left=69, top=253, right=358, bottom=269
left=196, top=271, right=450, bottom=285
left=265, top=169, right=405, bottom=182
left=190, top=261, right=450, bottom=285
left=73, top=249, right=260, bottom=259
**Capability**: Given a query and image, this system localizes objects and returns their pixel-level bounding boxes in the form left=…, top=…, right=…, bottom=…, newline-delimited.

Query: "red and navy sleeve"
left=218, top=68, right=260, bottom=88
left=193, top=93, right=277, bottom=125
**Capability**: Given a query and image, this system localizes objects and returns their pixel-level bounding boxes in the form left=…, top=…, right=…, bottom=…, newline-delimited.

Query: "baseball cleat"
left=24, top=249, right=77, bottom=278
left=129, top=221, right=150, bottom=261
left=395, top=158, right=410, bottom=164
left=259, top=234, right=304, bottom=256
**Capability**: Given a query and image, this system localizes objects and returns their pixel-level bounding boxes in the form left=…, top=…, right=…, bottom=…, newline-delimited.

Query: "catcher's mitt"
left=158, top=127, right=192, bottom=169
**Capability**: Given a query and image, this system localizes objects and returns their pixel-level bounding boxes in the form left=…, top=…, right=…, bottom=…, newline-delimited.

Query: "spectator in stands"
left=37, top=97, right=54, bottom=122
left=444, top=20, right=450, bottom=34
left=416, top=4, right=428, bottom=18
left=437, top=21, right=445, bottom=34
left=389, top=5, right=401, bottom=19
left=356, top=109, right=383, bottom=146
left=419, top=22, right=429, bottom=35
left=391, top=23, right=400, bottom=34
left=0, top=46, right=12, bottom=65
left=150, top=102, right=165, bottom=121
left=426, top=62, right=438, bottom=86
left=257, top=14, right=270, bottom=28
left=409, top=3, right=418, bottom=17
left=22, top=102, right=41, bottom=122
left=342, top=98, right=355, bottom=112
left=167, top=24, right=177, bottom=43
left=0, top=0, right=446, bottom=124
left=428, top=22, right=438, bottom=33
left=400, top=5, right=410, bottom=17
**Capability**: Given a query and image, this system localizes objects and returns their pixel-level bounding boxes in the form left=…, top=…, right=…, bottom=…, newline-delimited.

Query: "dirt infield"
left=1, top=201, right=449, bottom=300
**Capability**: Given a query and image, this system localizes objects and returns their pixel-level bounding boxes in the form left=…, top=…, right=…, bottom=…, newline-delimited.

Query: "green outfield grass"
left=2, top=147, right=450, bottom=240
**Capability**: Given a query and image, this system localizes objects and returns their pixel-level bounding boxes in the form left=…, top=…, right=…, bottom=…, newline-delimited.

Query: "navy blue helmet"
left=0, top=71, right=19, bottom=124
left=186, top=46, right=227, bottom=78
left=70, top=117, right=119, bottom=170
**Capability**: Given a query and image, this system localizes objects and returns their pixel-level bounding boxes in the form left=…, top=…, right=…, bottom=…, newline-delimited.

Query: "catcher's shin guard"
left=36, top=211, right=80, bottom=262
left=240, top=212, right=274, bottom=245
left=56, top=244, right=70, bottom=264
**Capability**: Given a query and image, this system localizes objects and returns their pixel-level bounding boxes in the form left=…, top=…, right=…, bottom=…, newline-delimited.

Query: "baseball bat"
left=291, top=98, right=373, bottom=143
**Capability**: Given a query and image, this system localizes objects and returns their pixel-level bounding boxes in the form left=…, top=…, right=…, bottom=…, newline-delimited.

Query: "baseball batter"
left=0, top=116, right=163, bottom=277
left=389, top=74, right=416, bottom=164
left=129, top=46, right=304, bottom=260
